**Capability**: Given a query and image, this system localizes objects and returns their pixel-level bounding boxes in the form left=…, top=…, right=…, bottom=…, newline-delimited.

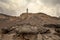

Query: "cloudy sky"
left=0, top=0, right=60, bottom=17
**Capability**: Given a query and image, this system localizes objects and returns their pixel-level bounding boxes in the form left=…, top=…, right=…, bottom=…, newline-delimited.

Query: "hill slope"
left=0, top=13, right=60, bottom=40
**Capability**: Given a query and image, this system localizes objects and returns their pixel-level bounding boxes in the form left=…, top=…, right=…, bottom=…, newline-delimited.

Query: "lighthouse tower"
left=26, top=8, right=28, bottom=13
left=26, top=8, right=29, bottom=17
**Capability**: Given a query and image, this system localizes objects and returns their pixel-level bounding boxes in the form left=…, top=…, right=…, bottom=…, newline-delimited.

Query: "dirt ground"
left=0, top=13, right=60, bottom=40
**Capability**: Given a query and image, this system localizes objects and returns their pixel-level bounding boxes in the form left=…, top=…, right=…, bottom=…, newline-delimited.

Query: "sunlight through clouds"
left=0, top=0, right=60, bottom=17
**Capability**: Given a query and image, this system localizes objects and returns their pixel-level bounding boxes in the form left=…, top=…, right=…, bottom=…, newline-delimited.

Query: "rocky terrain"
left=0, top=13, right=60, bottom=40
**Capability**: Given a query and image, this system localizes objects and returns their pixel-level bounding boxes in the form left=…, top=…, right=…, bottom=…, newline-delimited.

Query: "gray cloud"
left=0, top=0, right=60, bottom=17
left=40, top=0, right=60, bottom=6
left=0, top=0, right=28, bottom=16
left=40, top=0, right=60, bottom=17
left=0, top=0, right=10, bottom=4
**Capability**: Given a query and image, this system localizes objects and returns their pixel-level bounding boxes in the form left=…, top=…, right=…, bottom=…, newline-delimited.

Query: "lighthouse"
left=26, top=8, right=29, bottom=13
left=26, top=8, right=29, bottom=17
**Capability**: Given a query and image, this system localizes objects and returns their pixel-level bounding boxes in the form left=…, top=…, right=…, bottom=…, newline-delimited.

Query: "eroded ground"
left=0, top=13, right=60, bottom=40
